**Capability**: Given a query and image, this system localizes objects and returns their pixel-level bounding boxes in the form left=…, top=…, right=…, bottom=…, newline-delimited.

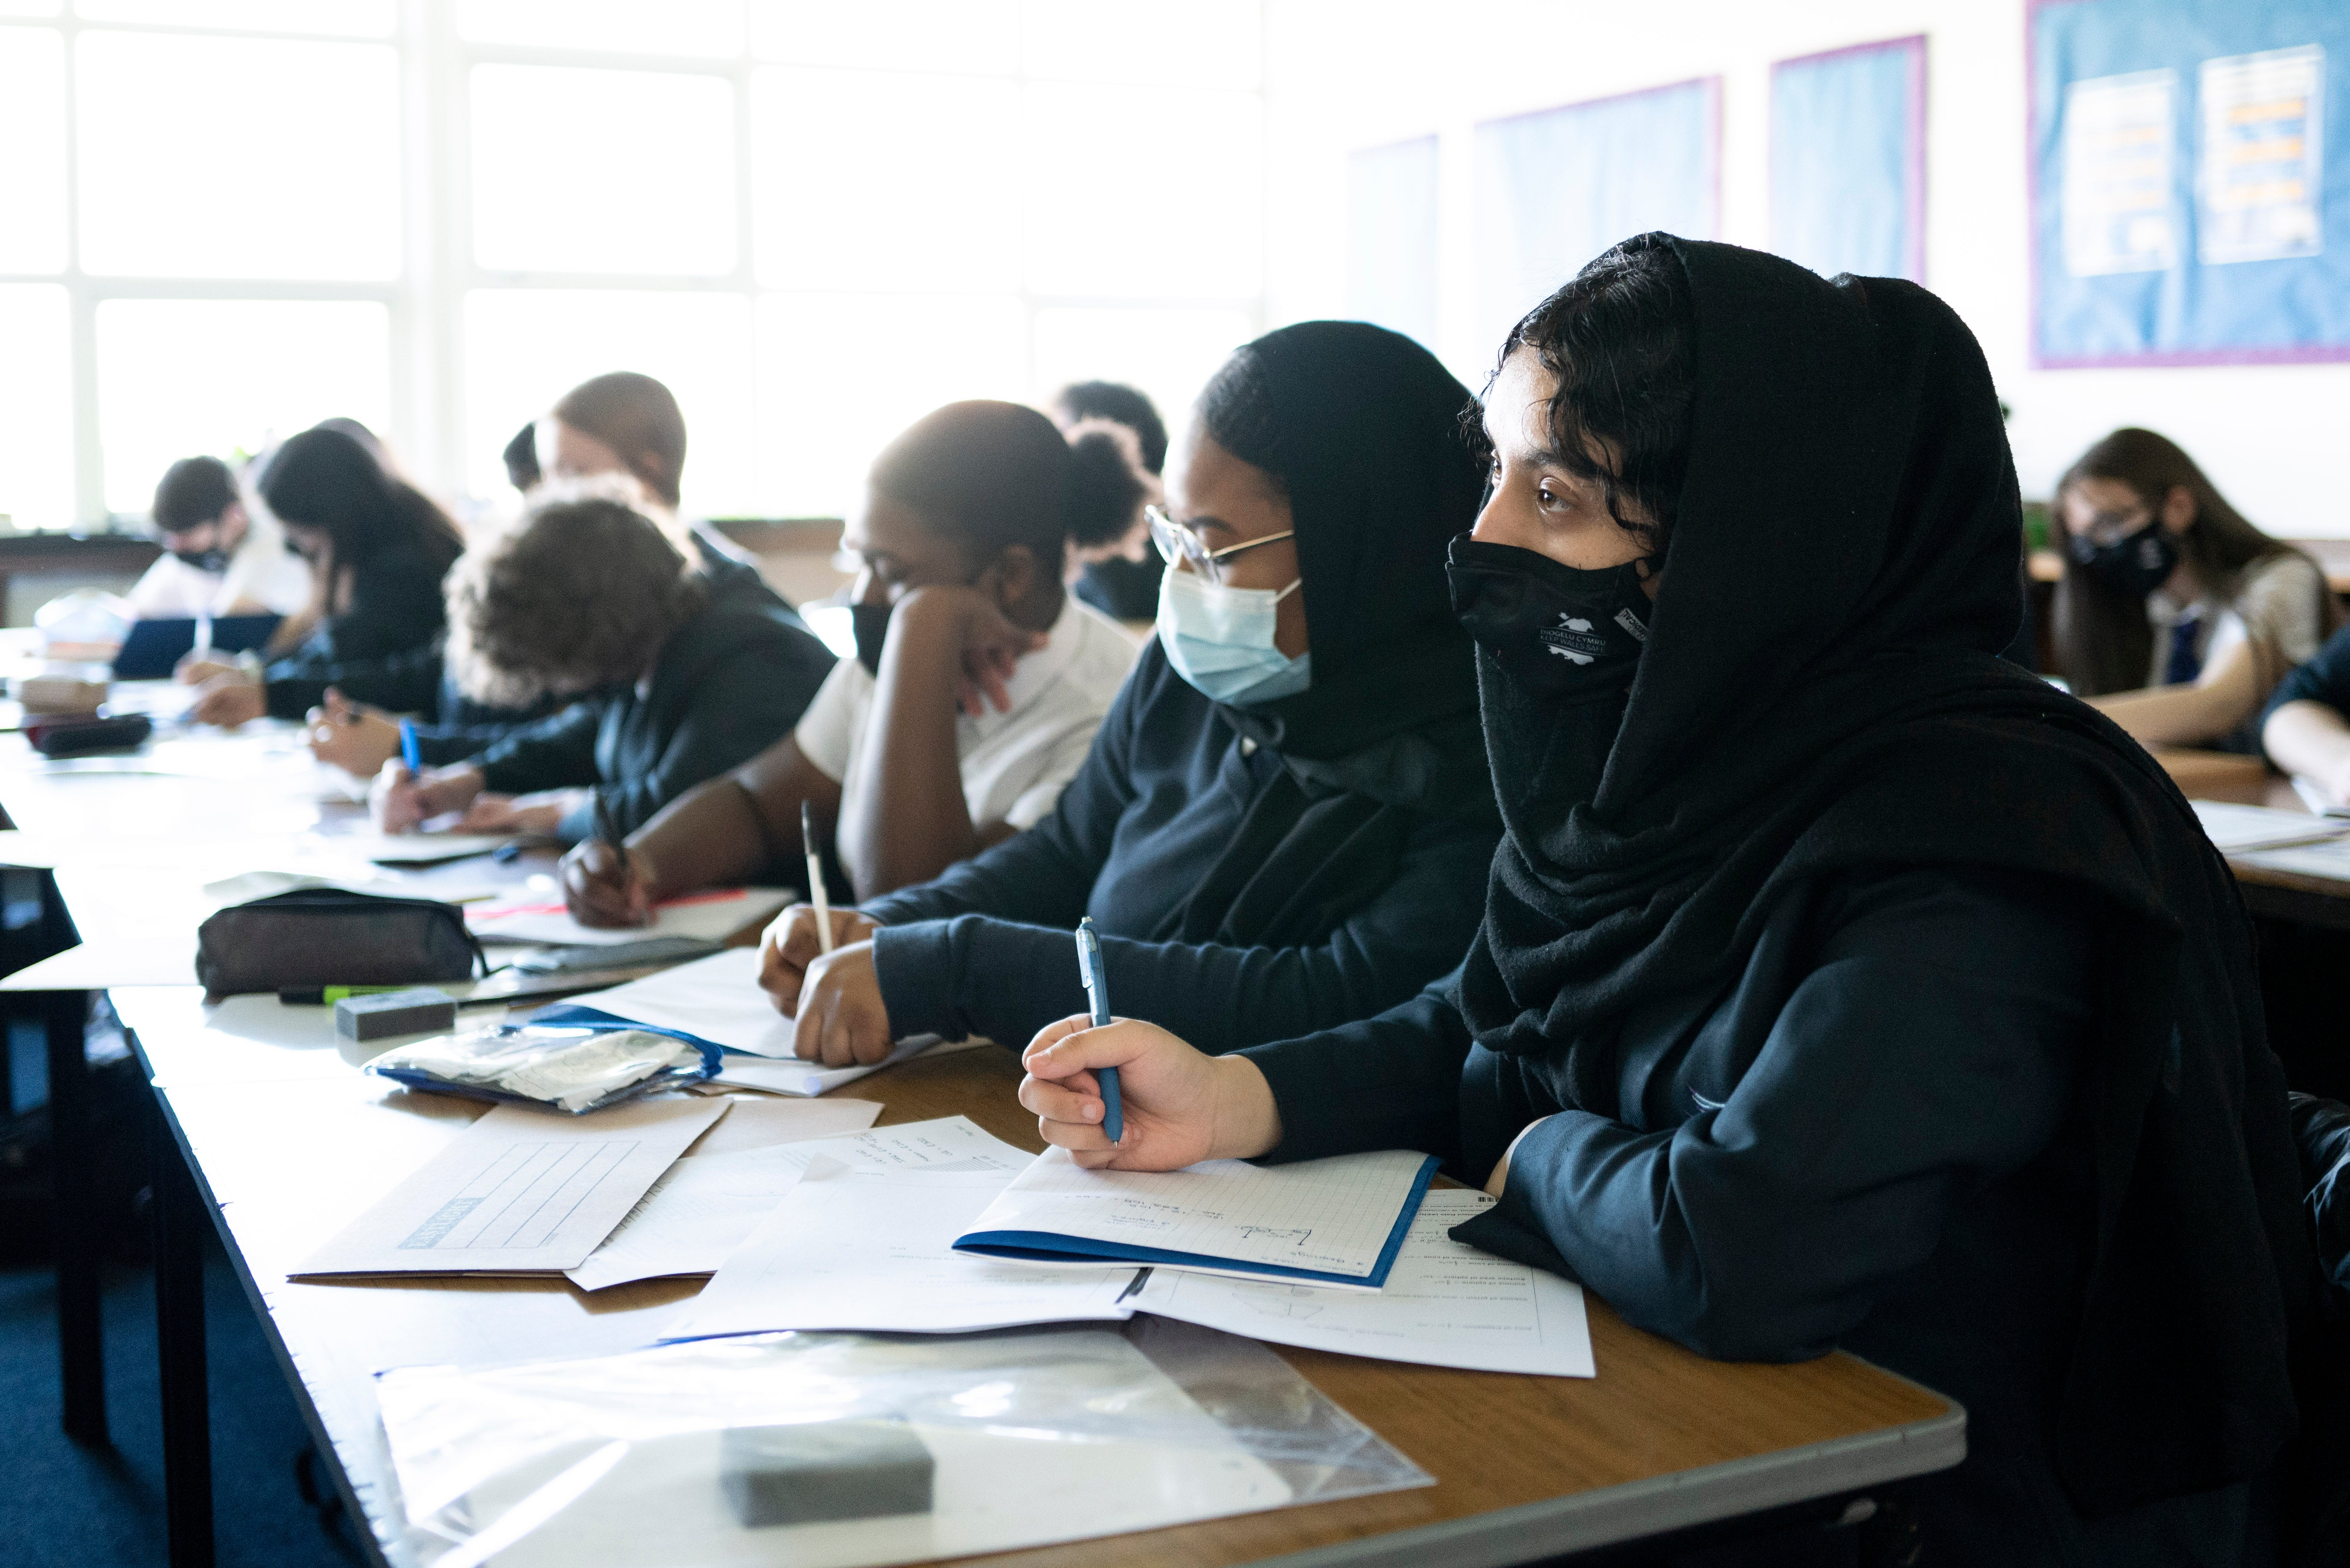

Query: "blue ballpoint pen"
left=1074, top=917, right=1123, bottom=1143
left=397, top=718, right=421, bottom=772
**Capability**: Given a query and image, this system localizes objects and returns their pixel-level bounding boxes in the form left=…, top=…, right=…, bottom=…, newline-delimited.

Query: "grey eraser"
left=720, top=1419, right=934, bottom=1528
left=333, top=988, right=457, bottom=1041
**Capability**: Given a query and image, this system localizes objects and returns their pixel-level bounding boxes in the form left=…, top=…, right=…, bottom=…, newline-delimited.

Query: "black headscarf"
left=1456, top=236, right=2314, bottom=1516
left=1152, top=321, right=1495, bottom=948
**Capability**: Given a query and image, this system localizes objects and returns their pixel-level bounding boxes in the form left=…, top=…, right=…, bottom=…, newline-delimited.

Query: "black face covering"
left=2069, top=521, right=2178, bottom=598
left=1447, top=537, right=1649, bottom=701
left=849, top=602, right=891, bottom=675
left=170, top=544, right=232, bottom=573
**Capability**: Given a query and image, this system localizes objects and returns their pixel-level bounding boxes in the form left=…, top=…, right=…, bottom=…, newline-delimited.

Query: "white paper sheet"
left=958, top=1146, right=1435, bottom=1289
left=708, top=1042, right=943, bottom=1097
left=294, top=1097, right=728, bottom=1277
left=1134, top=1190, right=1594, bottom=1376
left=568, top=1115, right=1001, bottom=1292
left=344, top=832, right=520, bottom=866
left=2188, top=800, right=2348, bottom=853
left=468, top=887, right=792, bottom=947
left=664, top=1127, right=1139, bottom=1340
left=2235, top=837, right=2350, bottom=884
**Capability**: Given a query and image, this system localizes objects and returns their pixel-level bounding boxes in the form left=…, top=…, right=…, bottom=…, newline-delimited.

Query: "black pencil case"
left=195, top=888, right=487, bottom=996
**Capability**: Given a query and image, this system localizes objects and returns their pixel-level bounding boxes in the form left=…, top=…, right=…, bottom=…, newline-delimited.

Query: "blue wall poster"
left=1771, top=36, right=1926, bottom=284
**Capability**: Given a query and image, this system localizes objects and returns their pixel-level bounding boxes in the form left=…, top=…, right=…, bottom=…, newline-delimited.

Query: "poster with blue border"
left=1472, top=79, right=1719, bottom=354
left=2031, top=0, right=2350, bottom=365
left=1345, top=135, right=1441, bottom=349
left=1771, top=36, right=1926, bottom=283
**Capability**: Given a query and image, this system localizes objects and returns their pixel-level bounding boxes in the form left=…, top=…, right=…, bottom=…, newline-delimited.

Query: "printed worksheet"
left=293, top=1096, right=726, bottom=1277
left=955, top=1146, right=1437, bottom=1289
left=1135, top=1190, right=1595, bottom=1376
left=663, top=1132, right=1141, bottom=1340
left=567, top=1116, right=1024, bottom=1292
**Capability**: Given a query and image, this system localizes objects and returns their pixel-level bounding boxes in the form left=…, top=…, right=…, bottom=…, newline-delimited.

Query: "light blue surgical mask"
left=1156, top=563, right=1313, bottom=705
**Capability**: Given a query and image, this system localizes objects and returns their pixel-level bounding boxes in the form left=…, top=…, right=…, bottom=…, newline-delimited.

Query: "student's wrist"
left=882, top=586, right=979, bottom=652
left=1207, top=1055, right=1282, bottom=1162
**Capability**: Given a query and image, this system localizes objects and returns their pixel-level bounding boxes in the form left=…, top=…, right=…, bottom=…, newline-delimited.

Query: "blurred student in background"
left=185, top=425, right=463, bottom=726
left=372, top=484, right=833, bottom=840
left=1053, top=381, right=1166, bottom=622
left=2262, top=623, right=2350, bottom=806
left=563, top=400, right=1143, bottom=922
left=759, top=323, right=1501, bottom=1071
left=2052, top=428, right=2338, bottom=749
left=130, top=455, right=312, bottom=624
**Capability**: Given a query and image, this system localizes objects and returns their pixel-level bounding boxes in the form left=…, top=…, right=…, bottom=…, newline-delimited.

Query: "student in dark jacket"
left=761, top=322, right=1503, bottom=1067
left=2262, top=621, right=2350, bottom=806
left=1019, top=237, right=2325, bottom=1565
left=371, top=485, right=833, bottom=841
left=184, top=425, right=464, bottom=725
left=307, top=370, right=799, bottom=776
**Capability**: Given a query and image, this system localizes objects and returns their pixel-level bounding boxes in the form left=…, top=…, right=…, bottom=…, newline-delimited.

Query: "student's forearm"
left=839, top=608, right=983, bottom=900
left=626, top=777, right=778, bottom=898
left=2263, top=700, right=2350, bottom=801
left=2089, top=648, right=2259, bottom=747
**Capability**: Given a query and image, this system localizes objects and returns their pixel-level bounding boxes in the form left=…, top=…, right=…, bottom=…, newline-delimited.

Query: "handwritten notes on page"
left=663, top=1119, right=1139, bottom=1340
left=955, top=1146, right=1438, bottom=1289
left=1134, top=1190, right=1594, bottom=1376
left=294, top=1096, right=727, bottom=1278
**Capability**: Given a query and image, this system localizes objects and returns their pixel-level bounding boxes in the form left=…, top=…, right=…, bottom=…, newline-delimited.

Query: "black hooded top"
left=864, top=322, right=1500, bottom=1058
left=1231, top=238, right=2320, bottom=1548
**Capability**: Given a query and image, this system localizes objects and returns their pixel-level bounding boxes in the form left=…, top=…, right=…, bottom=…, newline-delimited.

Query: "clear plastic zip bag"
left=376, top=1317, right=1431, bottom=1568
left=365, top=1024, right=719, bottom=1114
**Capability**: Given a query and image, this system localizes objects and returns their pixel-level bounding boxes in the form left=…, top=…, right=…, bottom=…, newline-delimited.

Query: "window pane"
left=471, top=66, right=736, bottom=275
left=0, top=28, right=67, bottom=273
left=1020, top=0, right=1259, bottom=89
left=1021, top=83, right=1260, bottom=298
left=0, top=2, right=62, bottom=20
left=457, top=0, right=742, bottom=57
left=756, top=292, right=1025, bottom=515
left=95, top=299, right=391, bottom=515
left=464, top=290, right=755, bottom=515
left=76, top=0, right=392, bottom=35
left=0, top=287, right=73, bottom=529
left=78, top=32, right=399, bottom=279
left=752, top=67, right=1018, bottom=292
left=1031, top=307, right=1252, bottom=432
left=748, top=0, right=1015, bottom=76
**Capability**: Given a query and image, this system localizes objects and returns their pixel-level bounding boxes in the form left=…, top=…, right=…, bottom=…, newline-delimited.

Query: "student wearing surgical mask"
left=1019, top=238, right=2327, bottom=1565
left=2051, top=428, right=2338, bottom=749
left=759, top=323, right=1502, bottom=1068
left=560, top=400, right=1142, bottom=918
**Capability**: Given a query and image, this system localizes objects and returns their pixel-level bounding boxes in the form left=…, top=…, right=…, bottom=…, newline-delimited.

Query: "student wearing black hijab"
left=1020, top=238, right=2331, bottom=1563
left=762, top=322, right=1501, bottom=1068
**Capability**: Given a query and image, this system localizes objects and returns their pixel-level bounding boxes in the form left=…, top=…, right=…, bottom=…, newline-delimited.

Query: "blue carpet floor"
left=0, top=1242, right=362, bottom=1568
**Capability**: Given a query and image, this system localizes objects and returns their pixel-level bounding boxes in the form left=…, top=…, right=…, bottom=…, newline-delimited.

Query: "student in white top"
left=2050, top=427, right=2340, bottom=749
left=128, top=455, right=313, bottom=622
left=561, top=399, right=1143, bottom=921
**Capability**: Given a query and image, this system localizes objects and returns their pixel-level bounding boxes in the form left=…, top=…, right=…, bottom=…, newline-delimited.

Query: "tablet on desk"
left=113, top=614, right=282, bottom=680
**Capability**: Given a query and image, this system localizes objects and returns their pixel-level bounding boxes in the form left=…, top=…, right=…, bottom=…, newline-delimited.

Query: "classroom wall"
left=1263, top=0, right=2350, bottom=535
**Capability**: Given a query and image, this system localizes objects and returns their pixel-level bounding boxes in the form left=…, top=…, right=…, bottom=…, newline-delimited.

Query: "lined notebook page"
left=964, top=1147, right=1433, bottom=1279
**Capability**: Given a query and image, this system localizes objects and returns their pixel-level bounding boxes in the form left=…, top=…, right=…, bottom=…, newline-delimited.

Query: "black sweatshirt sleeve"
left=469, top=701, right=604, bottom=799
left=1238, top=975, right=1471, bottom=1166
left=261, top=548, right=451, bottom=718
left=2263, top=621, right=2350, bottom=733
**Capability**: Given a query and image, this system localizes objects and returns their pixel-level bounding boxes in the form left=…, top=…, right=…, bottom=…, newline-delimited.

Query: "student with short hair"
left=1054, top=380, right=1167, bottom=623
left=562, top=399, right=1143, bottom=921
left=2051, top=427, right=2339, bottom=748
left=186, top=425, right=464, bottom=726
left=1019, top=238, right=2320, bottom=1563
left=760, top=322, right=1502, bottom=1071
left=130, top=455, right=312, bottom=621
left=2260, top=622, right=2350, bottom=805
left=371, top=485, right=833, bottom=840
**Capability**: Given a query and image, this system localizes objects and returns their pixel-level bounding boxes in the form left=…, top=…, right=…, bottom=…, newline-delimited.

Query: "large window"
left=0, top=0, right=1264, bottom=527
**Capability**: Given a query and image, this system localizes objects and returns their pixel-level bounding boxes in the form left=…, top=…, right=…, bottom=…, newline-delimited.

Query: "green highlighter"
left=277, top=984, right=415, bottom=1006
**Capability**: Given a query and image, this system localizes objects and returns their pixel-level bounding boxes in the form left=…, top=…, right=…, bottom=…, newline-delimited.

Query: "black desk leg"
left=45, top=987, right=106, bottom=1446
left=153, top=1092, right=215, bottom=1568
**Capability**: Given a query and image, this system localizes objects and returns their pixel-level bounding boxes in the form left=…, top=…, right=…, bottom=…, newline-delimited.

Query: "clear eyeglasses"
left=1144, top=504, right=1296, bottom=585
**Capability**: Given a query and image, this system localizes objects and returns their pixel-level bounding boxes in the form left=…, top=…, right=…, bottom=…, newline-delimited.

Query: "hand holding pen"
left=1073, top=917, right=1124, bottom=1143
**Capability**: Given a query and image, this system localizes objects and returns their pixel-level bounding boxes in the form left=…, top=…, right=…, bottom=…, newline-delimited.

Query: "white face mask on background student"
left=1156, top=563, right=1313, bottom=706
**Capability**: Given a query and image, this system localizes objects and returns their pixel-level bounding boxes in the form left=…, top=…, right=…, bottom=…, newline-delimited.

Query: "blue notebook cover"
left=952, top=1154, right=1439, bottom=1290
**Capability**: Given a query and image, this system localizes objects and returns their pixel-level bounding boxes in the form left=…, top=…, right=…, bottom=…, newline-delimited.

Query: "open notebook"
left=953, top=1146, right=1438, bottom=1290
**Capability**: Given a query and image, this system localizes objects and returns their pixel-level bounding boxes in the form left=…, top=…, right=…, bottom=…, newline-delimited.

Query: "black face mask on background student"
left=169, top=543, right=232, bottom=573
left=2070, top=521, right=2178, bottom=598
left=849, top=601, right=892, bottom=675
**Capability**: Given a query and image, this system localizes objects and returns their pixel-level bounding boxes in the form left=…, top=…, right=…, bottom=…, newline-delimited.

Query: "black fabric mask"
left=1447, top=537, right=1650, bottom=701
left=169, top=545, right=232, bottom=573
left=2070, top=522, right=2178, bottom=598
left=849, top=602, right=891, bottom=675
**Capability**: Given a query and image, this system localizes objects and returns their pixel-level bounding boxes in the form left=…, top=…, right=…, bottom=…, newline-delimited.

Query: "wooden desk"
left=133, top=1017, right=1960, bottom=1568
left=1, top=718, right=1964, bottom=1568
